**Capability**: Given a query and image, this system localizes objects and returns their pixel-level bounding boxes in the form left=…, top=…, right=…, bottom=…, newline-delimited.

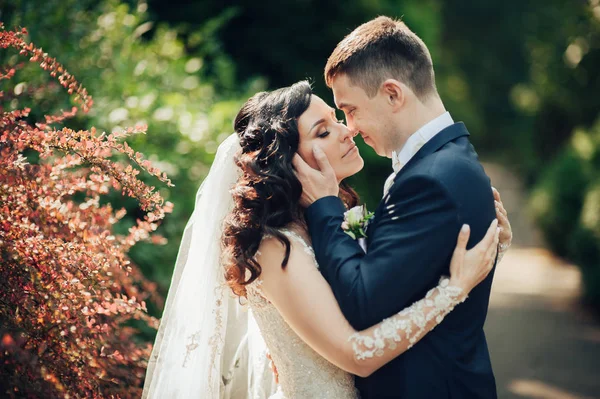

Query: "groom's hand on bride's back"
left=293, top=145, right=339, bottom=208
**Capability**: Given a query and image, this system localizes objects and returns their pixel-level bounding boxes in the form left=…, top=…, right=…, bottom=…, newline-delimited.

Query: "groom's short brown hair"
left=325, top=16, right=437, bottom=100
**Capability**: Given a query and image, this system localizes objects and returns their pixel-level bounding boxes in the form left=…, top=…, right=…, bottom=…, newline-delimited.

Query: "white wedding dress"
left=246, top=229, right=359, bottom=399
left=143, top=134, right=499, bottom=399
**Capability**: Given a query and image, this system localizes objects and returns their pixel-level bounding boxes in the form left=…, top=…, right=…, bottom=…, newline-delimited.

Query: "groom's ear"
left=380, top=79, right=405, bottom=112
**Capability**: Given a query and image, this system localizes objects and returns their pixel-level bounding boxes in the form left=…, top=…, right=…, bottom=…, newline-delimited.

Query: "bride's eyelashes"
left=316, top=114, right=346, bottom=138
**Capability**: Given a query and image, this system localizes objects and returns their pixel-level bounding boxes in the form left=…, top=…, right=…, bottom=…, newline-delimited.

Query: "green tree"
left=2, top=0, right=264, bottom=304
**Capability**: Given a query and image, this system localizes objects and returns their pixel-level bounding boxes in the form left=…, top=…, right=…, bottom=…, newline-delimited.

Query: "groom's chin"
left=362, top=138, right=383, bottom=156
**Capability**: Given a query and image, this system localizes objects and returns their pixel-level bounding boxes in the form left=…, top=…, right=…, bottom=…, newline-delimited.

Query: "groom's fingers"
left=291, top=153, right=306, bottom=171
left=292, top=154, right=313, bottom=177
left=312, top=145, right=335, bottom=179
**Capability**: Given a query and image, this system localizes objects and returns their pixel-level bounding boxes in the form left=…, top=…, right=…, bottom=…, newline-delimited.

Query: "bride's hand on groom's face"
left=293, top=145, right=339, bottom=207
left=449, top=219, right=500, bottom=295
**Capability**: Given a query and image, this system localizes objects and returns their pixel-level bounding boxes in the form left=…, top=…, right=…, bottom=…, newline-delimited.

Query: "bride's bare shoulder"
left=255, top=228, right=312, bottom=274
left=255, top=233, right=286, bottom=262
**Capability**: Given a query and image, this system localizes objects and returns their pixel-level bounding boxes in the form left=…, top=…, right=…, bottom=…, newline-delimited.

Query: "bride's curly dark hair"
left=222, top=81, right=359, bottom=297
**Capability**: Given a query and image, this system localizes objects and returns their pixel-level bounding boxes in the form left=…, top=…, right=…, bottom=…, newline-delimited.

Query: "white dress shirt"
left=383, top=112, right=454, bottom=197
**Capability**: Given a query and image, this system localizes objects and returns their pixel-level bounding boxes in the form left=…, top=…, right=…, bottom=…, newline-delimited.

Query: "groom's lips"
left=342, top=144, right=357, bottom=158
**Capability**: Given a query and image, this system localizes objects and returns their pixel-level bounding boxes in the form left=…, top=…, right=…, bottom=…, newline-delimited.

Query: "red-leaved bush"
left=0, top=25, right=172, bottom=398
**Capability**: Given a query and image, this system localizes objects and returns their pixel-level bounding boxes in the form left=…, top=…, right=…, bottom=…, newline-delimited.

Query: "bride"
left=142, top=81, right=512, bottom=398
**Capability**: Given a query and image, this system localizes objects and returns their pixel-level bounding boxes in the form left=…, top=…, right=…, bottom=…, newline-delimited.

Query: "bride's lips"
left=342, top=144, right=358, bottom=158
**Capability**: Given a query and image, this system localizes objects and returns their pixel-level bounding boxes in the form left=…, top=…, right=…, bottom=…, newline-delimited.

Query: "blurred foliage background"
left=2, top=0, right=600, bottom=326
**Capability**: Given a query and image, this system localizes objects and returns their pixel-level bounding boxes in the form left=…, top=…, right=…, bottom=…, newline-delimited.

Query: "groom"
left=294, top=17, right=498, bottom=398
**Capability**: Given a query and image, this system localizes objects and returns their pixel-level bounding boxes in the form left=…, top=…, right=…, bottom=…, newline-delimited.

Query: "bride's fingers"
left=492, top=188, right=510, bottom=220
left=484, top=227, right=500, bottom=266
left=495, top=200, right=507, bottom=219
left=449, top=225, right=469, bottom=279
left=492, top=187, right=501, bottom=202
left=495, top=209, right=510, bottom=239
left=496, top=205, right=512, bottom=247
left=453, top=224, right=470, bottom=257
left=476, top=219, right=499, bottom=252
left=494, top=201, right=507, bottom=219
left=496, top=210, right=509, bottom=230
left=472, top=228, right=499, bottom=286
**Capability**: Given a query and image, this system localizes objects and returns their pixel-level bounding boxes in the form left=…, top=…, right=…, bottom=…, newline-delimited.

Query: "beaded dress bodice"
left=246, top=230, right=358, bottom=399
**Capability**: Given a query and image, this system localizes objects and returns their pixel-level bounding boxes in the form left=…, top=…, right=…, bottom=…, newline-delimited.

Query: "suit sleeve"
left=305, top=174, right=462, bottom=331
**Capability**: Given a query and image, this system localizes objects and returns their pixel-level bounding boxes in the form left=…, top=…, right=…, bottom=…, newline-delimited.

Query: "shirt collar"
left=391, top=112, right=454, bottom=172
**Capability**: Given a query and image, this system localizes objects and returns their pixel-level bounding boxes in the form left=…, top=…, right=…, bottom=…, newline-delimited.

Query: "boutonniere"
left=341, top=205, right=374, bottom=240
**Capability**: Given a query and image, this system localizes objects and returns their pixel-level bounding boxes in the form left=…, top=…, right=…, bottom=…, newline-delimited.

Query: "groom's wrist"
left=305, top=196, right=345, bottom=223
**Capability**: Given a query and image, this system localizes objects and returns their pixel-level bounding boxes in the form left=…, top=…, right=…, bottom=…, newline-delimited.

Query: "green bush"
left=531, top=120, right=600, bottom=305
left=571, top=225, right=600, bottom=305
left=530, top=149, right=591, bottom=257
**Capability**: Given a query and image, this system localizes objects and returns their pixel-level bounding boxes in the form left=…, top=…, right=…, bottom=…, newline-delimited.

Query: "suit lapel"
left=374, top=122, right=470, bottom=219
left=393, top=122, right=470, bottom=182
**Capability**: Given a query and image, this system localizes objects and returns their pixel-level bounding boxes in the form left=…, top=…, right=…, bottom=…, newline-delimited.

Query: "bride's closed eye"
left=316, top=109, right=347, bottom=138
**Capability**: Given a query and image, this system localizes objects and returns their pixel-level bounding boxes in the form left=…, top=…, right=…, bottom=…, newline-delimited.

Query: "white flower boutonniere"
left=342, top=205, right=374, bottom=240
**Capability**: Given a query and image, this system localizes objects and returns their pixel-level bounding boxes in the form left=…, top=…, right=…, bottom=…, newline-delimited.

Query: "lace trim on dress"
left=348, top=277, right=466, bottom=360
left=279, top=229, right=317, bottom=267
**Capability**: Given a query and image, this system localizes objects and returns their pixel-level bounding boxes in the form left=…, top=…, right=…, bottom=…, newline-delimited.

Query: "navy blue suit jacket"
left=305, top=123, right=498, bottom=398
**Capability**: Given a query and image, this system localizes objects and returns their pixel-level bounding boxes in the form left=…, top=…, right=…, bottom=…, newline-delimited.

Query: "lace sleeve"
left=252, top=231, right=470, bottom=378
left=348, top=277, right=466, bottom=361
left=497, top=242, right=510, bottom=264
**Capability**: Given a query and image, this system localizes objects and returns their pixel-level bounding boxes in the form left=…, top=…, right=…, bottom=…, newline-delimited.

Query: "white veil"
left=143, top=134, right=277, bottom=398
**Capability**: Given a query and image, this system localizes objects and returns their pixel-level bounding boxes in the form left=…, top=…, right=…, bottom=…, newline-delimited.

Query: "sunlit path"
left=484, top=163, right=600, bottom=399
